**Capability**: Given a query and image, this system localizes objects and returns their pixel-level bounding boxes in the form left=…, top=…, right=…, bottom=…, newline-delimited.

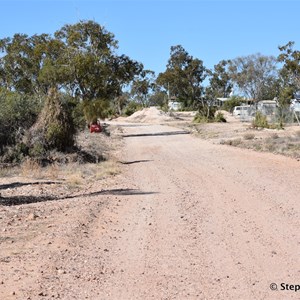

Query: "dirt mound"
left=125, top=107, right=175, bottom=123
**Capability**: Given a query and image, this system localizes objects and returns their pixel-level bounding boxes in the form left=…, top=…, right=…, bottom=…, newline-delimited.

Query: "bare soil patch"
left=115, top=106, right=177, bottom=123
left=187, top=121, right=300, bottom=160
left=163, top=109, right=300, bottom=160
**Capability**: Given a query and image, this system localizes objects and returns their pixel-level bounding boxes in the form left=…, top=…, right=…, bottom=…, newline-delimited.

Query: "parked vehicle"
left=233, top=105, right=251, bottom=116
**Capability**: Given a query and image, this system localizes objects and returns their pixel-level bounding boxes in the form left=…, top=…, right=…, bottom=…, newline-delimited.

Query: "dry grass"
left=185, top=117, right=300, bottom=159
left=20, top=159, right=43, bottom=179
left=65, top=172, right=84, bottom=187
left=221, top=138, right=242, bottom=147
left=243, top=133, right=255, bottom=140
left=222, top=130, right=300, bottom=159
left=1, top=126, right=122, bottom=192
left=95, top=160, right=120, bottom=179
left=61, top=160, right=120, bottom=187
left=0, top=166, right=18, bottom=177
left=45, top=163, right=60, bottom=180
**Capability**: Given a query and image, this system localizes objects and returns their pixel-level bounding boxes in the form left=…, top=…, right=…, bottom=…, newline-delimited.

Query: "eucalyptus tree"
left=207, top=59, right=233, bottom=98
left=52, top=20, right=143, bottom=102
left=0, top=20, right=143, bottom=102
left=148, top=88, right=167, bottom=107
left=228, top=53, right=279, bottom=101
left=0, top=33, right=52, bottom=95
left=157, top=45, right=208, bottom=109
left=130, top=70, right=155, bottom=107
left=278, top=41, right=300, bottom=91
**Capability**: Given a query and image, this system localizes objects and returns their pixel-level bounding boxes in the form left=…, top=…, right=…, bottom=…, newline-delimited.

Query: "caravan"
left=257, top=100, right=277, bottom=115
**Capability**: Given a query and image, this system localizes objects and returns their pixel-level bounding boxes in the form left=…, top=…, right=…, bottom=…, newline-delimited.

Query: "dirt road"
left=1, top=123, right=300, bottom=299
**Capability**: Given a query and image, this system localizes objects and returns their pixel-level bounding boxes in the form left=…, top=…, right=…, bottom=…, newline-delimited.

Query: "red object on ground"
left=90, top=123, right=102, bottom=133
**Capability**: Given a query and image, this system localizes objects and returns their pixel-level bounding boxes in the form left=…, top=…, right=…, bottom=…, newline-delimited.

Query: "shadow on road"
left=0, top=181, right=62, bottom=190
left=0, top=188, right=158, bottom=206
left=118, top=160, right=152, bottom=165
left=122, top=131, right=190, bottom=138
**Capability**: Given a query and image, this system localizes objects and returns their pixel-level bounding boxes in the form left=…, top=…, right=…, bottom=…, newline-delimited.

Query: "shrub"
left=222, top=96, right=244, bottom=113
left=28, top=143, right=45, bottom=158
left=193, top=113, right=209, bottom=123
left=252, top=111, right=269, bottom=129
left=231, top=138, right=242, bottom=146
left=0, top=144, right=27, bottom=163
left=160, top=103, right=169, bottom=113
left=194, top=105, right=217, bottom=123
left=0, top=89, right=41, bottom=155
left=26, top=88, right=76, bottom=154
left=215, top=112, right=226, bottom=123
left=123, top=101, right=141, bottom=116
left=194, top=108, right=226, bottom=123
left=67, top=97, right=87, bottom=130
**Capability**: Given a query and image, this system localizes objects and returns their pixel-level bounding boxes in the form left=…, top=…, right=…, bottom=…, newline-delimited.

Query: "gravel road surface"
left=1, top=123, right=299, bottom=299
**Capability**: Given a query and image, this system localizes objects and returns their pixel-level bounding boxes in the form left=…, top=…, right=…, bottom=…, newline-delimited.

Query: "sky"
left=1, top=0, right=300, bottom=76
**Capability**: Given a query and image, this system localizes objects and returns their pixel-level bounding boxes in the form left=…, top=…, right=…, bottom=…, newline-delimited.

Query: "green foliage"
left=28, top=142, right=45, bottom=158
left=0, top=20, right=143, bottom=102
left=157, top=45, right=207, bottom=109
left=252, top=111, right=269, bottom=128
left=222, top=96, right=243, bottom=112
left=208, top=59, right=233, bottom=98
left=193, top=113, right=209, bottom=123
left=0, top=89, right=41, bottom=153
left=130, top=70, right=155, bottom=107
left=82, top=99, right=110, bottom=123
left=0, top=20, right=148, bottom=163
left=160, top=103, right=169, bottom=113
left=52, top=20, right=142, bottom=101
left=215, top=112, right=227, bottom=123
left=123, top=101, right=142, bottom=116
left=0, top=142, right=29, bottom=163
left=149, top=90, right=167, bottom=107
left=278, top=41, right=300, bottom=90
left=46, top=123, right=66, bottom=149
left=193, top=106, right=223, bottom=123
left=66, top=98, right=86, bottom=130
left=278, top=86, right=293, bottom=107
left=0, top=33, right=52, bottom=95
left=229, top=54, right=278, bottom=101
